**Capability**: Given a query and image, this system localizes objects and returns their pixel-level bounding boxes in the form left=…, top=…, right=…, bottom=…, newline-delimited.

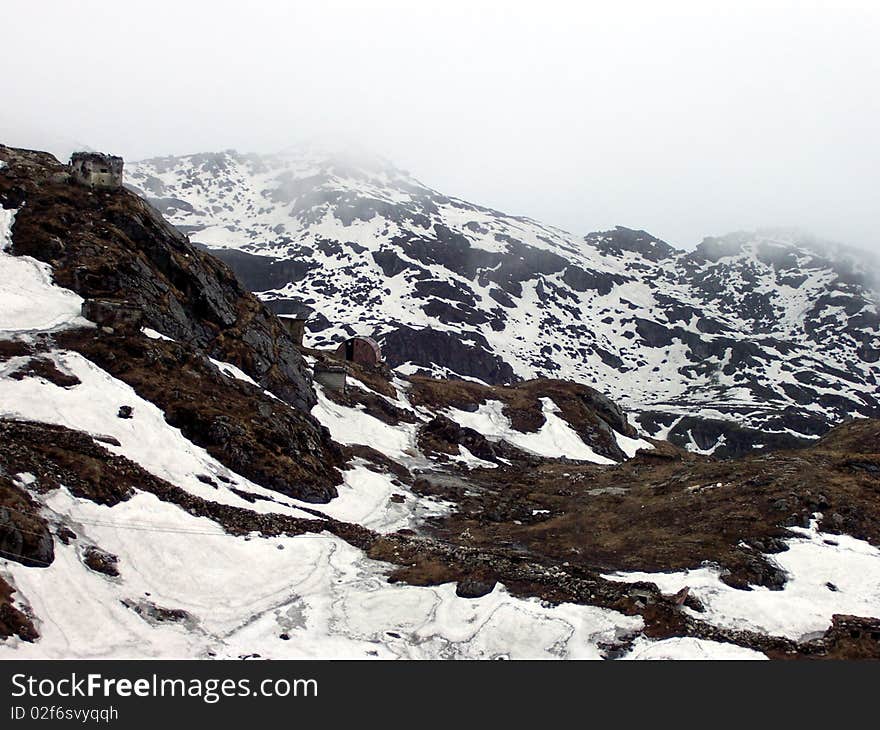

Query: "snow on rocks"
left=448, top=445, right=499, bottom=470
left=0, top=349, right=318, bottom=520
left=127, top=150, right=880, bottom=447
left=0, top=208, right=85, bottom=336
left=311, top=385, right=418, bottom=460
left=605, top=519, right=880, bottom=642
left=614, top=430, right=654, bottom=458
left=0, top=489, right=643, bottom=659
left=209, top=357, right=261, bottom=387
left=318, top=463, right=449, bottom=533
left=447, top=398, right=616, bottom=463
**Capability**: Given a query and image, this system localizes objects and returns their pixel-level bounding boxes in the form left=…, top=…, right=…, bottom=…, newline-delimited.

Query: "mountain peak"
left=124, top=147, right=880, bottom=455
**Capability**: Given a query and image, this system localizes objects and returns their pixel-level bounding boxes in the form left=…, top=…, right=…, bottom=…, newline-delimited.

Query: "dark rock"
left=0, top=479, right=54, bottom=568
left=9, top=358, right=81, bottom=388
left=81, top=299, right=143, bottom=333
left=380, top=325, right=517, bottom=385
left=0, top=146, right=317, bottom=413
left=83, top=546, right=120, bottom=577
left=455, top=577, right=497, bottom=598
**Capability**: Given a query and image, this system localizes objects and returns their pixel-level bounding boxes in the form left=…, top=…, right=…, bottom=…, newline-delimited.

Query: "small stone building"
left=265, top=300, right=313, bottom=348
left=69, top=152, right=124, bottom=188
left=335, top=336, right=382, bottom=367
left=81, top=299, right=143, bottom=333
left=280, top=314, right=310, bottom=347
left=313, top=362, right=347, bottom=393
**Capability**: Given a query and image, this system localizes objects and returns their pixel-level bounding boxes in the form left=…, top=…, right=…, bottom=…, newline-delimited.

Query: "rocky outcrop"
left=408, top=375, right=635, bottom=461
left=0, top=144, right=316, bottom=413
left=0, top=477, right=54, bottom=568
left=55, top=328, right=343, bottom=503
left=639, top=413, right=811, bottom=458
left=82, top=546, right=120, bottom=577
left=418, top=415, right=517, bottom=464
left=380, top=325, right=517, bottom=385
left=0, top=144, right=345, bottom=503
left=0, top=576, right=37, bottom=642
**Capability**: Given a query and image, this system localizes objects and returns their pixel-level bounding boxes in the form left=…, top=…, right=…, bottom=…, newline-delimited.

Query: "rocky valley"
left=1, top=143, right=879, bottom=660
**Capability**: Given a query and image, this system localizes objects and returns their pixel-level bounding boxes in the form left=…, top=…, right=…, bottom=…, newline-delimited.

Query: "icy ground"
left=606, top=520, right=880, bottom=643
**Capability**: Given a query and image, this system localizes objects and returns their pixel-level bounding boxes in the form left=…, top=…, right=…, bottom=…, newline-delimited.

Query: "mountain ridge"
left=3, top=142, right=880, bottom=660
left=126, top=148, right=880, bottom=456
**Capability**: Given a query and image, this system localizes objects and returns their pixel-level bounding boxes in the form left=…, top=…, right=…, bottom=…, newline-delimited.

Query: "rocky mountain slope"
left=2, top=143, right=879, bottom=660
left=125, top=149, right=880, bottom=456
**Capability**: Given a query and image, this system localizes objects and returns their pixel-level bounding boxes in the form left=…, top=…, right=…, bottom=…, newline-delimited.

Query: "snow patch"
left=623, top=636, right=767, bottom=660
left=209, top=357, right=260, bottom=388
left=311, top=385, right=417, bottom=460
left=0, top=489, right=643, bottom=659
left=614, top=431, right=654, bottom=458
left=0, top=208, right=85, bottom=335
left=605, top=519, right=880, bottom=641
left=447, top=398, right=616, bottom=463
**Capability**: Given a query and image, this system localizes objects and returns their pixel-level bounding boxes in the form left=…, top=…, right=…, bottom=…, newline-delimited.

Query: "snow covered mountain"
left=126, top=149, right=880, bottom=455
left=3, top=144, right=880, bottom=660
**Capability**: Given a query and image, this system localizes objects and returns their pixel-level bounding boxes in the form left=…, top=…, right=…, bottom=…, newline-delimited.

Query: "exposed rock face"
left=53, top=328, right=344, bottom=503
left=0, top=576, right=37, bottom=642
left=381, top=325, right=517, bottom=385
left=455, top=577, right=497, bottom=599
left=0, top=144, right=345, bottom=503
left=124, top=149, right=880, bottom=454
left=639, top=413, right=814, bottom=458
left=81, top=299, right=143, bottom=333
left=0, top=144, right=316, bottom=413
left=0, top=478, right=54, bottom=568
left=418, top=415, right=512, bottom=464
left=408, top=376, right=635, bottom=462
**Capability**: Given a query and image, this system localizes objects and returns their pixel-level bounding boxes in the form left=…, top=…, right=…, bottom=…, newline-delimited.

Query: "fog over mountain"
left=1, top=0, right=878, bottom=252
left=3, top=1, right=880, bottom=665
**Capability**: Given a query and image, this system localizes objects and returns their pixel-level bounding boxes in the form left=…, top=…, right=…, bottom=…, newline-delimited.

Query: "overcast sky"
left=2, top=0, right=878, bottom=251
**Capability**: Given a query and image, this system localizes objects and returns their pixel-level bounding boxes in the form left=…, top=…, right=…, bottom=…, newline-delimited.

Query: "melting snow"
left=209, top=357, right=260, bottom=387
left=311, top=385, right=417, bottom=460
left=623, top=636, right=767, bottom=660
left=0, top=349, right=318, bottom=520
left=605, top=519, right=880, bottom=641
left=614, top=430, right=654, bottom=458
left=0, top=208, right=85, bottom=335
left=448, top=398, right=616, bottom=463
left=0, top=489, right=644, bottom=659
left=142, top=327, right=174, bottom=341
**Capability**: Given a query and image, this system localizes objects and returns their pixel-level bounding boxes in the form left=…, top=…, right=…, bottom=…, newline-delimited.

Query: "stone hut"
left=81, top=299, right=143, bottom=333
left=335, top=336, right=382, bottom=367
left=280, top=314, right=310, bottom=347
left=313, top=362, right=347, bottom=393
left=265, top=300, right=313, bottom=348
left=69, top=152, right=124, bottom=188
